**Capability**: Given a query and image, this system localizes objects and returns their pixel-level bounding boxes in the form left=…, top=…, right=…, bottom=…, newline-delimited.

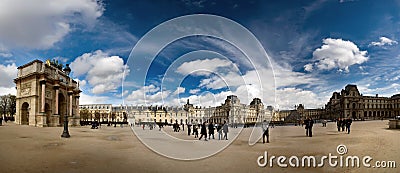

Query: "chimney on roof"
left=376, top=94, right=378, bottom=97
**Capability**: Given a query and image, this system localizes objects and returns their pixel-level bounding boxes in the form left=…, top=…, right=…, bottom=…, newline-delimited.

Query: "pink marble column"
left=55, top=88, right=59, bottom=114
left=69, top=94, right=73, bottom=116
left=40, top=81, right=46, bottom=112
left=76, top=96, right=80, bottom=117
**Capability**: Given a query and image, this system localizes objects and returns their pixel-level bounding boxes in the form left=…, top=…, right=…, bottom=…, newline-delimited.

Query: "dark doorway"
left=21, top=102, right=29, bottom=125
left=58, top=93, right=66, bottom=126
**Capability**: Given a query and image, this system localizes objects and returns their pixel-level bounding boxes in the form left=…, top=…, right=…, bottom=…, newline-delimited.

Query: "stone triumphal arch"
left=14, top=60, right=81, bottom=127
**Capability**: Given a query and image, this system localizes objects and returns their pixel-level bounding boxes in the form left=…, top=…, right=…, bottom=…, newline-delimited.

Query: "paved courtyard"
left=0, top=120, right=398, bottom=173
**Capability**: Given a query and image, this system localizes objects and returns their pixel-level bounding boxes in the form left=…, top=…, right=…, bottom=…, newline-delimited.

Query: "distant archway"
left=21, top=102, right=29, bottom=125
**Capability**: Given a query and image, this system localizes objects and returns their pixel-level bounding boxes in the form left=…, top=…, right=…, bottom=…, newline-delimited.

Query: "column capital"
left=67, top=91, right=74, bottom=96
left=40, top=80, right=46, bottom=85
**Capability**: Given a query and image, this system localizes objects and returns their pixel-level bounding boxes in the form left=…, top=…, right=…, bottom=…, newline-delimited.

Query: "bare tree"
left=0, top=94, right=16, bottom=121
left=7, top=95, right=16, bottom=117
left=0, top=95, right=9, bottom=118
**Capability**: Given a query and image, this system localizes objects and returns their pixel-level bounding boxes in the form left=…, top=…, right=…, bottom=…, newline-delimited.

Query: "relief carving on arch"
left=21, top=82, right=32, bottom=96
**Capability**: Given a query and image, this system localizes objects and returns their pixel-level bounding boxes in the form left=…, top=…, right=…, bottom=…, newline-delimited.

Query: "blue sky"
left=1, top=0, right=400, bottom=110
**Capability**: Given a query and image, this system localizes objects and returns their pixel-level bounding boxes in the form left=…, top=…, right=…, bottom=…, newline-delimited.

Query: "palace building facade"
left=276, top=84, right=400, bottom=121
left=14, top=60, right=81, bottom=127
left=80, top=95, right=273, bottom=126
left=325, top=84, right=400, bottom=120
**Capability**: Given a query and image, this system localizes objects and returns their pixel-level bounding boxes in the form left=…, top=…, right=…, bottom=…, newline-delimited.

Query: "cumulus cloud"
left=125, top=85, right=171, bottom=105
left=369, top=37, right=398, bottom=47
left=0, top=87, right=16, bottom=95
left=0, top=63, right=18, bottom=88
left=304, top=38, right=368, bottom=72
left=70, top=50, right=129, bottom=94
left=275, top=88, right=325, bottom=110
left=79, top=93, right=111, bottom=105
left=172, top=87, right=185, bottom=95
left=0, top=0, right=103, bottom=49
left=304, top=63, right=313, bottom=72
left=0, top=63, right=17, bottom=95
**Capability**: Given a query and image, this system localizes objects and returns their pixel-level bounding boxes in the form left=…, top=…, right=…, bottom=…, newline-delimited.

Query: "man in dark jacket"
left=304, top=118, right=309, bottom=136
left=199, top=122, right=208, bottom=141
left=208, top=121, right=215, bottom=139
left=346, top=118, right=352, bottom=134
left=305, top=117, right=314, bottom=137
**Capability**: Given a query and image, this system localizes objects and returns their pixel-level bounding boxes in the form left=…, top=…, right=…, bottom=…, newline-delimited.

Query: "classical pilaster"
left=69, top=92, right=73, bottom=117
left=54, top=86, right=59, bottom=115
left=75, top=95, right=80, bottom=118
left=40, top=80, right=46, bottom=113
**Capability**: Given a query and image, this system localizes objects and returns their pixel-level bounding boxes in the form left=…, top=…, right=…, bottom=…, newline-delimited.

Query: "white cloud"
left=0, top=0, right=103, bottom=49
left=189, top=89, right=200, bottom=94
left=172, top=87, right=185, bottom=95
left=275, top=88, right=325, bottom=110
left=70, top=50, right=129, bottom=94
left=176, top=58, right=233, bottom=76
left=79, top=93, right=110, bottom=105
left=304, top=38, right=368, bottom=72
left=74, top=78, right=87, bottom=88
left=125, top=85, right=172, bottom=105
left=0, top=87, right=16, bottom=96
left=0, top=63, right=18, bottom=88
left=369, top=37, right=398, bottom=47
left=0, top=44, right=11, bottom=57
left=357, top=83, right=400, bottom=97
left=304, top=63, right=313, bottom=72
left=171, top=90, right=234, bottom=107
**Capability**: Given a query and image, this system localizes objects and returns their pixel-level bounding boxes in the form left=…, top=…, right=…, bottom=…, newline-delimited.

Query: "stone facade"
left=325, top=84, right=400, bottom=120
left=14, top=60, right=81, bottom=127
left=80, top=95, right=273, bottom=126
left=79, top=104, right=113, bottom=122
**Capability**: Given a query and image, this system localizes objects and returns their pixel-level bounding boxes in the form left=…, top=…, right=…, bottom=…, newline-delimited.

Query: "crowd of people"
left=136, top=116, right=356, bottom=144
left=337, top=118, right=352, bottom=134
left=187, top=120, right=229, bottom=141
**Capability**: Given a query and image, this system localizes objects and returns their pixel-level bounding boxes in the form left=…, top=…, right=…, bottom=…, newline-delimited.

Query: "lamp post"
left=61, top=81, right=70, bottom=138
left=61, top=64, right=71, bottom=138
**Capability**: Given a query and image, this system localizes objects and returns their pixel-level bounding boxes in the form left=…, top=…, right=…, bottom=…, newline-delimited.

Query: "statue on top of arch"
left=45, top=59, right=63, bottom=70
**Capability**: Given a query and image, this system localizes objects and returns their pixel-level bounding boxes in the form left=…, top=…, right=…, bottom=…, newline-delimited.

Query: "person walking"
left=217, top=123, right=223, bottom=140
left=304, top=118, right=309, bottom=136
left=187, top=123, right=192, bottom=136
left=193, top=124, right=198, bottom=138
left=346, top=118, right=352, bottom=134
left=305, top=117, right=314, bottom=137
left=222, top=121, right=229, bottom=140
left=199, top=122, right=208, bottom=141
left=341, top=118, right=346, bottom=132
left=337, top=118, right=341, bottom=132
left=261, top=120, right=269, bottom=143
left=208, top=121, right=215, bottom=139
